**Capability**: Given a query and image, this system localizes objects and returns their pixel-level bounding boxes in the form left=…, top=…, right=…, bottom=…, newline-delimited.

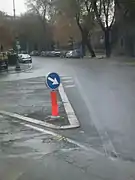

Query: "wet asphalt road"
left=1, top=57, right=135, bottom=162
left=1, top=114, right=135, bottom=180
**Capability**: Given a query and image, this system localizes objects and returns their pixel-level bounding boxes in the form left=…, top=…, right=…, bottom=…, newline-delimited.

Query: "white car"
left=18, top=54, right=32, bottom=63
left=65, top=51, right=72, bottom=58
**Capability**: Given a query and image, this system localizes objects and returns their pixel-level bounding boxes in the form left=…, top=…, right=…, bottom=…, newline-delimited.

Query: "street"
left=1, top=56, right=135, bottom=179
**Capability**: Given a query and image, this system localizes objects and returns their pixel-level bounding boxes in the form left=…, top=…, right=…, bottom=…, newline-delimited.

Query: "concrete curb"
left=59, top=83, right=80, bottom=128
left=0, top=111, right=79, bottom=130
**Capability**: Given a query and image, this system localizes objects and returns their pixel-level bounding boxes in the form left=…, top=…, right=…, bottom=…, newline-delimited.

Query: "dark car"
left=45, top=51, right=55, bottom=57
left=54, top=50, right=61, bottom=57
left=30, top=51, right=39, bottom=56
left=40, top=51, right=46, bottom=56
left=66, top=49, right=81, bottom=58
left=60, top=50, right=68, bottom=58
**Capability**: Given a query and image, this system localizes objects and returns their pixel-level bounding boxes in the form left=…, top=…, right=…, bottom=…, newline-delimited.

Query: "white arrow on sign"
left=48, top=77, right=59, bottom=85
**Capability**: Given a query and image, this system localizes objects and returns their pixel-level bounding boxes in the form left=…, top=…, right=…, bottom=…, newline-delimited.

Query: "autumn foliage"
left=0, top=25, right=13, bottom=50
left=53, top=14, right=81, bottom=46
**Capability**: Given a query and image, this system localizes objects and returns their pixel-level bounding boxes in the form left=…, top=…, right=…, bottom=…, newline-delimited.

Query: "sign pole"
left=51, top=91, right=59, bottom=117
left=46, top=72, right=61, bottom=119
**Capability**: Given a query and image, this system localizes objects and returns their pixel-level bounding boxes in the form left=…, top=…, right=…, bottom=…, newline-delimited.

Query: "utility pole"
left=13, top=0, right=16, bottom=19
left=13, top=0, right=21, bottom=71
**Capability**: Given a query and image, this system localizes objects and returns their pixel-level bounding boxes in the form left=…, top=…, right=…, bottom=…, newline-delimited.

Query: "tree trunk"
left=76, top=17, right=96, bottom=58
left=82, top=33, right=96, bottom=58
left=105, top=29, right=111, bottom=57
left=85, top=38, right=96, bottom=57
left=81, top=37, right=86, bottom=57
left=86, top=40, right=96, bottom=57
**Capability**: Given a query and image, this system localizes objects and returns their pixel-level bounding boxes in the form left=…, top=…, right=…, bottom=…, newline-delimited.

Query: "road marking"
left=0, top=108, right=118, bottom=158
left=64, top=85, right=75, bottom=88
left=63, top=80, right=74, bottom=83
left=0, top=110, right=79, bottom=130
left=0, top=113, right=102, bottom=155
left=61, top=76, right=76, bottom=89
left=61, top=76, right=73, bottom=80
left=59, top=83, right=80, bottom=127
left=75, top=76, right=118, bottom=157
left=20, top=122, right=103, bottom=155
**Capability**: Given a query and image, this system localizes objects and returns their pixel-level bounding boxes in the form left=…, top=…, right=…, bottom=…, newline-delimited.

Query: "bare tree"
left=92, top=0, right=115, bottom=57
left=26, top=0, right=52, bottom=31
left=75, top=0, right=96, bottom=57
left=54, top=0, right=96, bottom=57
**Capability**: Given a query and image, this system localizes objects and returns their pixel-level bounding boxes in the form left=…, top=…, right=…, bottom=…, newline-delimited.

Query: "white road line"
left=22, top=123, right=58, bottom=136
left=0, top=112, right=102, bottom=154
left=0, top=111, right=79, bottom=130
left=20, top=122, right=103, bottom=155
left=59, top=84, right=80, bottom=127
left=75, top=76, right=117, bottom=157
left=62, top=80, right=74, bottom=83
left=0, top=111, right=116, bottom=158
left=61, top=76, right=73, bottom=80
left=64, top=85, right=75, bottom=88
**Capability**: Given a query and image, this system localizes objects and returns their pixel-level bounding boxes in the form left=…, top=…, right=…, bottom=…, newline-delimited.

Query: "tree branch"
left=103, top=0, right=108, bottom=28
left=115, top=0, right=121, bottom=9
left=75, top=14, right=83, bottom=33
left=99, top=0, right=102, bottom=16
left=85, top=0, right=90, bottom=12
left=92, top=0, right=105, bottom=31
left=106, top=0, right=110, bottom=27
left=109, top=13, right=115, bottom=30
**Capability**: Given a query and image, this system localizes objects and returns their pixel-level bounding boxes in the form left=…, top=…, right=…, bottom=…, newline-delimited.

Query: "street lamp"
left=13, top=0, right=21, bottom=71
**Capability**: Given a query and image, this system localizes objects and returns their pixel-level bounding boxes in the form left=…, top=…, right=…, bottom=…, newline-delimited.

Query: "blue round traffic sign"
left=46, top=72, right=61, bottom=90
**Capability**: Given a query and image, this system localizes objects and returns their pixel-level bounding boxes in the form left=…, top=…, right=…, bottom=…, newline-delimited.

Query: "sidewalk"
left=85, top=54, right=135, bottom=63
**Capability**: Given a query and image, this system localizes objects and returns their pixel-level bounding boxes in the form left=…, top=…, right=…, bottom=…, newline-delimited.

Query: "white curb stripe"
left=0, top=111, right=79, bottom=130
left=59, top=84, right=80, bottom=127
left=0, top=112, right=96, bottom=152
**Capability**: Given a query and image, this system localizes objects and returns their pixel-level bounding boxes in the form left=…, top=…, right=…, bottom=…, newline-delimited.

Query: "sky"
left=0, top=0, right=26, bottom=15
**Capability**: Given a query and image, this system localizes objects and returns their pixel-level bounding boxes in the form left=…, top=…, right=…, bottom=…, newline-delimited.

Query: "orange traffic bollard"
left=51, top=91, right=59, bottom=117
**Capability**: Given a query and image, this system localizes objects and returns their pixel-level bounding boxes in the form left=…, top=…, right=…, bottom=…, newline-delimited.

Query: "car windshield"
left=0, top=0, right=135, bottom=180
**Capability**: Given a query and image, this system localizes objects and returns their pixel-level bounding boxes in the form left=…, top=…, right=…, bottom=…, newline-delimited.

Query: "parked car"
left=20, top=50, right=27, bottom=54
left=66, top=50, right=81, bottom=58
left=0, top=52, right=8, bottom=70
left=54, top=51, right=61, bottom=57
left=30, top=51, right=39, bottom=56
left=41, top=50, right=62, bottom=57
left=18, top=54, right=32, bottom=63
left=45, top=51, right=55, bottom=57
left=40, top=51, right=46, bottom=57
left=60, top=50, right=68, bottom=58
